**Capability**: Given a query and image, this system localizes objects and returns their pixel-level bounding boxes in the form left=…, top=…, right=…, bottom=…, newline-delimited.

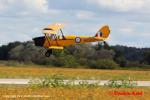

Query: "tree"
left=54, top=55, right=79, bottom=67
left=89, top=59, right=118, bottom=69
left=9, top=41, right=52, bottom=64
left=0, top=41, right=21, bottom=60
left=144, top=50, right=150, bottom=65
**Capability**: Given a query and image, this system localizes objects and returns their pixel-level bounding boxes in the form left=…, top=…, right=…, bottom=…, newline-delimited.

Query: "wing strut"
left=60, top=29, right=65, bottom=39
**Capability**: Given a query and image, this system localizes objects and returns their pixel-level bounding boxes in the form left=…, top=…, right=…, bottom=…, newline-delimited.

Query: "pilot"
left=50, top=34, right=55, bottom=40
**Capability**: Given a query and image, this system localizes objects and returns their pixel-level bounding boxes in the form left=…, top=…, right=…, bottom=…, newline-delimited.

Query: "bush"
left=115, top=56, right=127, bottom=67
left=3, top=60, right=26, bottom=67
left=54, top=55, right=79, bottom=67
left=36, top=55, right=58, bottom=65
left=78, top=81, right=99, bottom=88
left=126, top=61, right=150, bottom=69
left=126, top=61, right=141, bottom=68
left=89, top=59, right=118, bottom=69
left=78, top=58, right=88, bottom=66
left=29, top=74, right=99, bottom=88
left=29, top=74, right=65, bottom=88
left=105, top=80, right=137, bottom=88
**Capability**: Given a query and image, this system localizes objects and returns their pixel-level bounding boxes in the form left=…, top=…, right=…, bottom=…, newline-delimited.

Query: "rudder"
left=95, top=25, right=110, bottom=39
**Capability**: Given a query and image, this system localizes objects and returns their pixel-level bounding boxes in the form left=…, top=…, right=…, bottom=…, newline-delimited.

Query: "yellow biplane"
left=33, top=23, right=110, bottom=57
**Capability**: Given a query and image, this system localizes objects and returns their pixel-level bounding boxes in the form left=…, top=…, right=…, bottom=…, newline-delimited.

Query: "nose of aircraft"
left=32, top=36, right=45, bottom=46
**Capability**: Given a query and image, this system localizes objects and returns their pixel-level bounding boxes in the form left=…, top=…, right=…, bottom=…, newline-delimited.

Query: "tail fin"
left=95, top=25, right=110, bottom=39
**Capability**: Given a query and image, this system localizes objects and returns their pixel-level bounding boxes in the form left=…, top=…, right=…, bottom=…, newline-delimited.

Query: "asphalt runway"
left=0, top=79, right=150, bottom=87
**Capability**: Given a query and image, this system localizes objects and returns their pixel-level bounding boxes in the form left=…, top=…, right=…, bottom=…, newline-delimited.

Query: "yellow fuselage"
left=43, top=35, right=104, bottom=48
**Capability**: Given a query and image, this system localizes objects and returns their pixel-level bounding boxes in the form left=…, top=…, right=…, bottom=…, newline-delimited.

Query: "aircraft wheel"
left=45, top=49, right=52, bottom=57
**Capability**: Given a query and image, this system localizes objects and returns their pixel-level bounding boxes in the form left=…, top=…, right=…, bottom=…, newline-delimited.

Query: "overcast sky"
left=0, top=0, right=150, bottom=47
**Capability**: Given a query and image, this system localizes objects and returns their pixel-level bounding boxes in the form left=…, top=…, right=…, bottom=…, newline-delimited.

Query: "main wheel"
left=45, top=49, right=52, bottom=57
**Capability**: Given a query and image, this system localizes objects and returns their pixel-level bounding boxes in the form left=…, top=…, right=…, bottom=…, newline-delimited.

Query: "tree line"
left=0, top=41, right=150, bottom=69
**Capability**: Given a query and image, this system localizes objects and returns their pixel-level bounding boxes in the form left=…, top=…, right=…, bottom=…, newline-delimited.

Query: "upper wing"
left=43, top=23, right=64, bottom=34
left=47, top=23, right=64, bottom=31
left=43, top=29, right=57, bottom=34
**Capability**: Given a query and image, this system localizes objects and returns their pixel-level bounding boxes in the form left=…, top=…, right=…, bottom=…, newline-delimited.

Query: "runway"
left=0, top=79, right=150, bottom=87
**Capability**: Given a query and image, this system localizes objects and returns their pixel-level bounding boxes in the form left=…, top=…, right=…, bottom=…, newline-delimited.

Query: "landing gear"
left=45, top=49, right=52, bottom=57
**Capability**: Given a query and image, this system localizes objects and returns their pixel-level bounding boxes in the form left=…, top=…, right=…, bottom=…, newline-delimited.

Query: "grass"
left=0, top=64, right=150, bottom=80
left=0, top=87, right=149, bottom=100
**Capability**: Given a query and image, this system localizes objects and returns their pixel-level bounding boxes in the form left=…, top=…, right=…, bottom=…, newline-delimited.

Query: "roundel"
left=75, top=37, right=81, bottom=43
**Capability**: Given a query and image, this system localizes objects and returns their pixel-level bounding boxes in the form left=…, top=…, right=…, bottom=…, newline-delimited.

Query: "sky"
left=0, top=0, right=150, bottom=47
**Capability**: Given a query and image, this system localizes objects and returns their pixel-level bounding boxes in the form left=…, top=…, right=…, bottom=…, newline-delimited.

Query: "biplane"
left=33, top=23, right=110, bottom=57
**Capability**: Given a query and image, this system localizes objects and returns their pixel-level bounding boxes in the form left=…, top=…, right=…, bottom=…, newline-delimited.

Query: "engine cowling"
left=32, top=36, right=45, bottom=47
